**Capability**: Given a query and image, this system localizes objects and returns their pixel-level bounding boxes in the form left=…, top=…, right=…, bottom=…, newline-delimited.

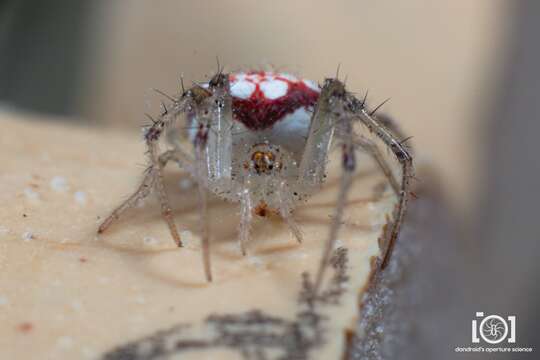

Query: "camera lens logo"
left=481, top=315, right=507, bottom=343
left=472, top=312, right=516, bottom=344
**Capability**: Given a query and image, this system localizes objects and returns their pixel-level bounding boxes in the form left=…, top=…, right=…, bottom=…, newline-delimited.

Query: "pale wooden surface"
left=0, top=110, right=396, bottom=359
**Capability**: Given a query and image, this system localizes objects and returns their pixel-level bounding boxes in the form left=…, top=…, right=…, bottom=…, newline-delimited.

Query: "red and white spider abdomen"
left=229, top=71, right=319, bottom=130
left=229, top=71, right=320, bottom=158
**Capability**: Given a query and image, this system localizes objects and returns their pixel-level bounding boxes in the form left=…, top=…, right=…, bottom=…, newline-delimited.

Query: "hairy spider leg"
left=97, top=107, right=194, bottom=247
left=310, top=78, right=414, bottom=294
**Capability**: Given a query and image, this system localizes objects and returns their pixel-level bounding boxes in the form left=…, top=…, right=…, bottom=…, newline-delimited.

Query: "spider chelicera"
left=97, top=67, right=413, bottom=292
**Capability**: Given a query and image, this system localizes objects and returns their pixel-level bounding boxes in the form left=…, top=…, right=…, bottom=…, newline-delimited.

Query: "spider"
left=97, top=66, right=413, bottom=292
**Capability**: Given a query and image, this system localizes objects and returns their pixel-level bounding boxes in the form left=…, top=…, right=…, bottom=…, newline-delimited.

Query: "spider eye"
left=250, top=151, right=279, bottom=175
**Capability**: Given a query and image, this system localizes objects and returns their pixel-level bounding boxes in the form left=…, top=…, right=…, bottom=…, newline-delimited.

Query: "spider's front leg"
left=353, top=136, right=400, bottom=195
left=191, top=71, right=233, bottom=281
left=310, top=78, right=414, bottom=293
left=97, top=102, right=193, bottom=247
left=354, top=106, right=413, bottom=269
left=238, top=181, right=253, bottom=256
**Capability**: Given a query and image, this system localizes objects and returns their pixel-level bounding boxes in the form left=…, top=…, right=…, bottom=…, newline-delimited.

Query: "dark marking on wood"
left=101, top=248, right=350, bottom=360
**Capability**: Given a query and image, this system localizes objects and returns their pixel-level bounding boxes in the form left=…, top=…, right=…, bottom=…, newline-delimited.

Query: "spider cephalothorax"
left=98, top=67, right=413, bottom=290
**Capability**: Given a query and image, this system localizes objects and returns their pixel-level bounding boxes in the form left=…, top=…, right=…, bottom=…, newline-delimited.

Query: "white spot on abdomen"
left=230, top=80, right=256, bottom=99
left=259, top=79, right=288, bottom=100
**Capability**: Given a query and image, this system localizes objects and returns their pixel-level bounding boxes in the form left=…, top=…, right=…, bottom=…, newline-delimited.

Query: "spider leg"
left=197, top=71, right=234, bottom=280
left=98, top=148, right=185, bottom=245
left=354, top=108, right=413, bottom=269
left=238, top=184, right=253, bottom=256
left=282, top=212, right=303, bottom=244
left=353, top=136, right=400, bottom=195
left=194, top=144, right=212, bottom=281
left=97, top=165, right=157, bottom=235
left=98, top=142, right=193, bottom=247
left=100, top=69, right=233, bottom=282
left=158, top=148, right=195, bottom=173
left=98, top=97, right=191, bottom=247
left=314, top=136, right=356, bottom=293
left=277, top=180, right=303, bottom=244
left=154, top=157, right=182, bottom=247
left=311, top=78, right=414, bottom=294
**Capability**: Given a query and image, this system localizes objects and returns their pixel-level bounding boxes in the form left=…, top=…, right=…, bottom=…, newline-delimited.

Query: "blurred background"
left=1, top=1, right=538, bottom=358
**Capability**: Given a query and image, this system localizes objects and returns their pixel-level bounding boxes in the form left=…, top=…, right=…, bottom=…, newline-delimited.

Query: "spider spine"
left=369, top=97, right=391, bottom=116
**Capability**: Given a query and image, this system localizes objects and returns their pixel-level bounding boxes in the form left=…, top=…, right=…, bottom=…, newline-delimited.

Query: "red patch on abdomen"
left=231, top=76, right=319, bottom=131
